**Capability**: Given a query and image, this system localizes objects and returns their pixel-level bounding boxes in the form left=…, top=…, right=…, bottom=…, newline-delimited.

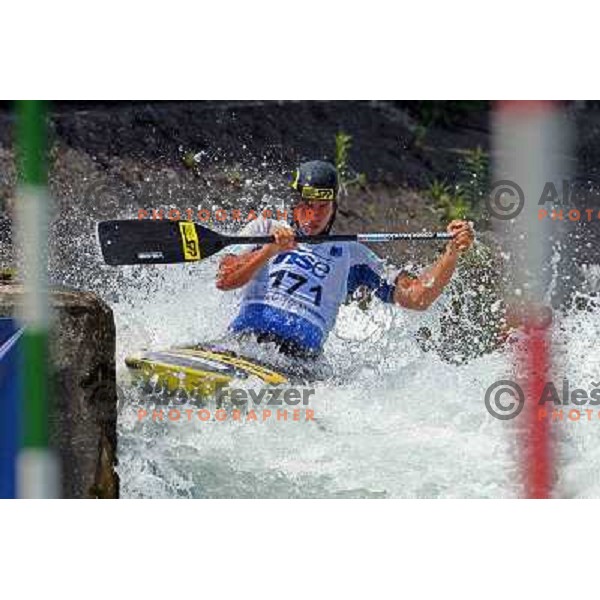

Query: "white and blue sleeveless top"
left=226, top=218, right=396, bottom=352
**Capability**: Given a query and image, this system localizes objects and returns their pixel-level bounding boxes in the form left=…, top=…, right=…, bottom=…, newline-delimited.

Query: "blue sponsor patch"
left=330, top=246, right=342, bottom=257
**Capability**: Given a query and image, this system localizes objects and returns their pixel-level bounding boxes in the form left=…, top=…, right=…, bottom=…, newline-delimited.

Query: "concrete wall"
left=0, top=282, right=118, bottom=498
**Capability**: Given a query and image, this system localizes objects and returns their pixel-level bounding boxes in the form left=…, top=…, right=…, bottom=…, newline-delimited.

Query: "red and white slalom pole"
left=492, top=101, right=571, bottom=498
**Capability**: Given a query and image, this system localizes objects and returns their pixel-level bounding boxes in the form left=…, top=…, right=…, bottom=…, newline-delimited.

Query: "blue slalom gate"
left=0, top=318, right=23, bottom=498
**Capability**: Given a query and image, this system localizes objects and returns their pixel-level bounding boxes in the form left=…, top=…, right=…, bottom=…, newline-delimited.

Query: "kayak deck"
left=125, top=345, right=289, bottom=395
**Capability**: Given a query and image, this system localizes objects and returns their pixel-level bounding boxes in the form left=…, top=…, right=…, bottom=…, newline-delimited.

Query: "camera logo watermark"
left=484, top=380, right=525, bottom=420
left=486, top=181, right=525, bottom=221
left=486, top=176, right=600, bottom=222
left=485, top=379, right=600, bottom=421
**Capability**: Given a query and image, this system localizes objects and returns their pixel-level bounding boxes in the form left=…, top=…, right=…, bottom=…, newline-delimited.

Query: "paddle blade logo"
left=179, top=222, right=201, bottom=261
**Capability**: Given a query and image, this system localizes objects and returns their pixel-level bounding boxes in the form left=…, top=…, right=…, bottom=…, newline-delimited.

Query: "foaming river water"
left=52, top=221, right=600, bottom=498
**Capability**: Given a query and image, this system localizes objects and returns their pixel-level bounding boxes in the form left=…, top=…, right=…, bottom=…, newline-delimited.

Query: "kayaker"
left=216, top=160, right=474, bottom=359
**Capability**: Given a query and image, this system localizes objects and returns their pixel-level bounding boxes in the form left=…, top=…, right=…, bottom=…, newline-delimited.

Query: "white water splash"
left=52, top=210, right=600, bottom=498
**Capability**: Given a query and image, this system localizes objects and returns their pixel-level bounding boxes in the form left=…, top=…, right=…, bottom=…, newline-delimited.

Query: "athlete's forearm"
left=394, top=245, right=460, bottom=309
left=216, top=246, right=275, bottom=290
left=421, top=245, right=460, bottom=299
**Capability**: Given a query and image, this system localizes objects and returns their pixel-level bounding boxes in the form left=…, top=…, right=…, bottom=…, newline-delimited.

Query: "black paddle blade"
left=98, top=220, right=228, bottom=265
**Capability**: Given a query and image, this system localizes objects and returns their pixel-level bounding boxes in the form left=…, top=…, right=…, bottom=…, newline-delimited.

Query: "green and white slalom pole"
left=15, top=100, right=60, bottom=498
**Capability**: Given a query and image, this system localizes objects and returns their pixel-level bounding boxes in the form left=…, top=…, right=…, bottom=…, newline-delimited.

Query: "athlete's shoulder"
left=345, top=243, right=396, bottom=303
left=237, top=216, right=290, bottom=236
left=347, top=241, right=384, bottom=266
left=237, top=216, right=269, bottom=235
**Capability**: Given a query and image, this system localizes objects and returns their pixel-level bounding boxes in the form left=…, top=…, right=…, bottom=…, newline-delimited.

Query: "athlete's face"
left=295, top=200, right=335, bottom=235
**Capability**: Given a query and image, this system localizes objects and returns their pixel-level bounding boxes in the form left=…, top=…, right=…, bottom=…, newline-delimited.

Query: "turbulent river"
left=53, top=230, right=600, bottom=499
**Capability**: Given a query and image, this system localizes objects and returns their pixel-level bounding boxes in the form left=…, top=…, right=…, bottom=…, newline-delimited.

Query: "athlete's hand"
left=446, top=220, right=474, bottom=254
left=265, top=225, right=297, bottom=256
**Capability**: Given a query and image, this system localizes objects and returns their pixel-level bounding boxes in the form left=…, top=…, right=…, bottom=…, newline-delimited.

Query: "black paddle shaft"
left=97, top=220, right=451, bottom=266
left=228, top=234, right=358, bottom=245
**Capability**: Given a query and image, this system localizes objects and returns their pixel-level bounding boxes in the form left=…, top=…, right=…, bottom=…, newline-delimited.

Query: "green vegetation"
left=461, top=146, right=490, bottom=209
left=335, top=131, right=367, bottom=195
left=428, top=146, right=490, bottom=222
left=408, top=101, right=489, bottom=128
left=0, top=268, right=16, bottom=281
left=181, top=151, right=197, bottom=169
left=427, top=178, right=471, bottom=221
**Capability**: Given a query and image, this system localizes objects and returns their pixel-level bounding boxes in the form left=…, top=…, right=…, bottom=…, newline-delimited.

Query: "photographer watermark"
left=72, top=376, right=318, bottom=426
left=139, top=406, right=315, bottom=424
left=485, top=378, right=600, bottom=421
left=137, top=206, right=315, bottom=223
left=486, top=176, right=600, bottom=221
left=137, top=385, right=316, bottom=424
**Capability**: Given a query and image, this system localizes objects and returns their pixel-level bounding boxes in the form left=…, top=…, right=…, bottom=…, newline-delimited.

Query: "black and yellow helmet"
left=290, top=160, right=338, bottom=201
left=289, top=161, right=339, bottom=235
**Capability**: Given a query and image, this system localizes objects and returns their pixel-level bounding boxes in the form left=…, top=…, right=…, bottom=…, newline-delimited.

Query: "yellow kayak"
left=125, top=345, right=288, bottom=396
